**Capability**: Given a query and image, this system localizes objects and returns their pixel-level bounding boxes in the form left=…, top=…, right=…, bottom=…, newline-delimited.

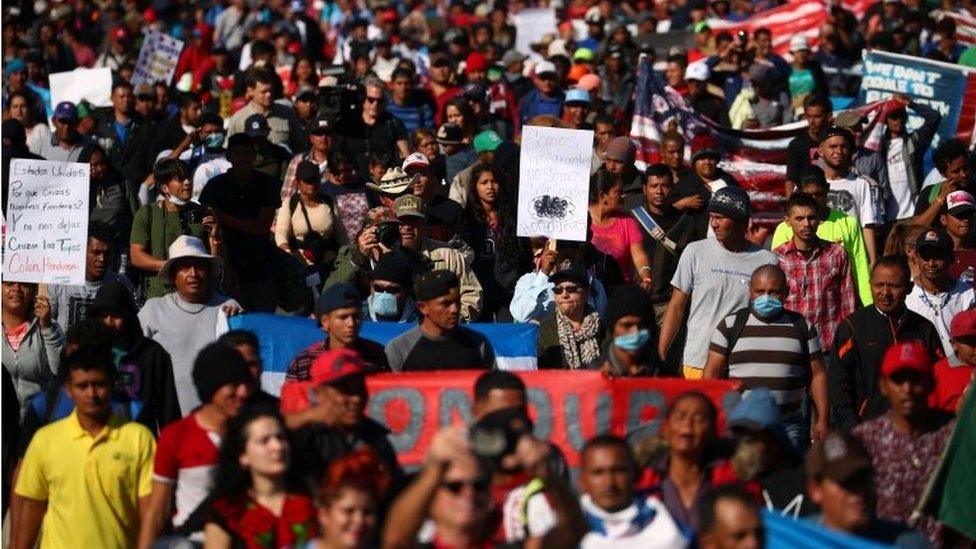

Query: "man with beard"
left=820, top=126, right=881, bottom=265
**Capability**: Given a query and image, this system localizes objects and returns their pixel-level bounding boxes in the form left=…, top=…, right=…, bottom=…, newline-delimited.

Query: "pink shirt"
left=591, top=215, right=643, bottom=283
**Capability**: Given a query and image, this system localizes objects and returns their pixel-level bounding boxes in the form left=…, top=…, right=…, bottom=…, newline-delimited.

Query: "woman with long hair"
left=288, top=56, right=318, bottom=98
left=275, top=160, right=341, bottom=269
left=443, top=96, right=477, bottom=143
left=7, top=90, right=50, bottom=155
left=204, top=405, right=318, bottom=548
left=588, top=170, right=652, bottom=289
left=304, top=449, right=391, bottom=549
left=465, top=163, right=530, bottom=320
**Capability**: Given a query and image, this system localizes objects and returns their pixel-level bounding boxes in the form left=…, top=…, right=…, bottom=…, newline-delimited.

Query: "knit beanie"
left=604, top=284, right=653, bottom=329
left=193, top=343, right=252, bottom=403
left=604, top=136, right=636, bottom=164
left=708, top=186, right=751, bottom=221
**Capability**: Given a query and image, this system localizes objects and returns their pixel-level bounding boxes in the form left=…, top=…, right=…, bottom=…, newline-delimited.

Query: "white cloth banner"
left=516, top=126, right=593, bottom=242
left=131, top=30, right=185, bottom=89
left=49, top=68, right=112, bottom=109
left=512, top=8, right=558, bottom=55
left=4, top=159, right=90, bottom=285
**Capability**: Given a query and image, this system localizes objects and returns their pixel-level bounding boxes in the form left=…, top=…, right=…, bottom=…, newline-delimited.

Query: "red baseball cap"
left=310, top=348, right=366, bottom=386
left=950, top=309, right=976, bottom=340
left=465, top=52, right=489, bottom=73
left=881, top=341, right=933, bottom=378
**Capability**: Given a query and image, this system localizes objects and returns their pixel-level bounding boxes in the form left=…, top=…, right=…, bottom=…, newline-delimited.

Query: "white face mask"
left=168, top=194, right=188, bottom=206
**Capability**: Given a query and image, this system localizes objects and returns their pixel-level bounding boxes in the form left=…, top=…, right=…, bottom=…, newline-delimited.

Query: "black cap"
left=2, top=119, right=27, bottom=148
left=605, top=284, right=653, bottom=329
left=915, top=227, right=954, bottom=258
left=193, top=343, right=252, bottom=403
left=370, top=250, right=415, bottom=289
left=315, top=283, right=362, bottom=320
left=91, top=280, right=138, bottom=319
left=462, top=82, right=487, bottom=103
left=245, top=113, right=271, bottom=138
left=296, top=160, right=321, bottom=183
left=822, top=126, right=854, bottom=146
left=549, top=262, right=589, bottom=287
left=310, top=114, right=333, bottom=135
left=709, top=186, right=751, bottom=221
left=414, top=269, right=459, bottom=301
left=436, top=123, right=464, bottom=145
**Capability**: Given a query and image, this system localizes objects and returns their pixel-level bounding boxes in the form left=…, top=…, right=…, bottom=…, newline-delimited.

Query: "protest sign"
left=49, top=67, right=113, bottom=109
left=512, top=8, right=558, bottom=55
left=131, top=30, right=186, bottom=89
left=516, top=125, right=593, bottom=241
left=4, top=159, right=90, bottom=285
left=281, top=370, right=740, bottom=469
left=859, top=50, right=976, bottom=152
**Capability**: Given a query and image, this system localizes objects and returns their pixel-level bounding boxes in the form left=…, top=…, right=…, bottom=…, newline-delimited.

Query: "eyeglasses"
left=365, top=96, right=384, bottom=104
left=553, top=285, right=581, bottom=295
left=441, top=478, right=489, bottom=494
left=373, top=284, right=403, bottom=294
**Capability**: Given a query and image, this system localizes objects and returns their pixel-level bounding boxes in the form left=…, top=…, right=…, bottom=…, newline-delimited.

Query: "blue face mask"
left=203, top=132, right=224, bottom=149
left=614, top=329, right=650, bottom=353
left=752, top=294, right=783, bottom=318
left=368, top=291, right=399, bottom=318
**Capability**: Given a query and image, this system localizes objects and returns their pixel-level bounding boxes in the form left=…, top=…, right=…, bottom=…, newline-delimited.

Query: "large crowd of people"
left=3, top=0, right=976, bottom=546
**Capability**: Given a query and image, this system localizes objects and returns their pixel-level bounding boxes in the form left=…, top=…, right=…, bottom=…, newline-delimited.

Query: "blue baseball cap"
left=4, top=58, right=26, bottom=76
left=54, top=102, right=79, bottom=122
left=564, top=88, right=591, bottom=106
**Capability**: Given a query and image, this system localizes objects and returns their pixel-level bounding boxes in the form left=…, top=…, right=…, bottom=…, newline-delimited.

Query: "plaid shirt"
left=774, top=238, right=856, bottom=350
left=280, top=153, right=327, bottom=206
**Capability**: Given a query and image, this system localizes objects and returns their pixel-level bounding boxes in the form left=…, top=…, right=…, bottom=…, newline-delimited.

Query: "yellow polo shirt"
left=15, top=410, right=156, bottom=549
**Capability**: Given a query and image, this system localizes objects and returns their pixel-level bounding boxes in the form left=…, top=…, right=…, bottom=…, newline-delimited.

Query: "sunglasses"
left=949, top=210, right=975, bottom=220
left=553, top=285, right=581, bottom=295
left=373, top=284, right=403, bottom=294
left=441, top=478, right=489, bottom=494
left=365, top=96, right=384, bottom=104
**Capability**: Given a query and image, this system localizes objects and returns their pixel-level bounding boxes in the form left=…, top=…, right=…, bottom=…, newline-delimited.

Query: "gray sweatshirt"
left=48, top=272, right=136, bottom=333
left=2, top=319, right=64, bottom=420
left=138, top=292, right=238, bottom=414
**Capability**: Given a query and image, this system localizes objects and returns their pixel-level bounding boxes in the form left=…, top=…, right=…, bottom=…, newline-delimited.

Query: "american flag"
left=629, top=56, right=895, bottom=223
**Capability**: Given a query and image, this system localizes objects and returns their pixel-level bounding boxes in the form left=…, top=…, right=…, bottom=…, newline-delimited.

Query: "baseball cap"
left=685, top=61, right=710, bottom=82
left=534, top=60, right=557, bottom=77
left=245, top=114, right=271, bottom=138
left=402, top=152, right=430, bottom=173
left=693, top=21, right=711, bottom=34
left=4, top=58, right=26, bottom=76
left=309, top=114, right=333, bottom=135
left=465, top=52, right=489, bottom=73
left=394, top=194, right=426, bottom=219
left=414, top=269, right=459, bottom=301
left=473, top=130, right=503, bottom=153
left=296, top=160, right=321, bottom=183
left=295, top=85, right=317, bottom=101
left=462, top=82, right=488, bottom=103
left=914, top=227, right=953, bottom=258
left=310, top=348, right=366, bottom=386
left=789, top=35, right=810, bottom=52
left=436, top=123, right=464, bottom=145
left=691, top=134, right=720, bottom=161
left=950, top=309, right=976, bottom=340
left=577, top=73, right=602, bottom=92
left=806, top=431, right=873, bottom=483
left=946, top=190, right=976, bottom=216
left=53, top=101, right=79, bottom=122
left=564, top=88, right=591, bottom=106
left=709, top=186, right=751, bottom=221
left=880, top=340, right=934, bottom=378
left=573, top=48, right=595, bottom=62
left=501, top=50, right=528, bottom=67
left=315, top=283, right=361, bottom=319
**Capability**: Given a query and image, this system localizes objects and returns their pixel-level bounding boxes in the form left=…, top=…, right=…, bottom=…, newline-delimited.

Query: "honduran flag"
left=228, top=313, right=540, bottom=396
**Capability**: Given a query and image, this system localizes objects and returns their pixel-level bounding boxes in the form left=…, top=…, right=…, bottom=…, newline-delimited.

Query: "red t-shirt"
left=929, top=357, right=975, bottom=413
left=950, top=248, right=976, bottom=281
left=591, top=215, right=643, bottom=283
left=154, top=415, right=221, bottom=529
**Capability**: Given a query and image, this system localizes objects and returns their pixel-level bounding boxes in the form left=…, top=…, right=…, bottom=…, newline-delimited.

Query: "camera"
left=181, top=203, right=212, bottom=226
left=469, top=408, right=533, bottom=465
left=318, top=77, right=364, bottom=127
left=376, top=221, right=401, bottom=249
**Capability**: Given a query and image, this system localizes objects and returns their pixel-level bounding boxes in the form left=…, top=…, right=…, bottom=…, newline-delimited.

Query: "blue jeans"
left=781, top=410, right=809, bottom=454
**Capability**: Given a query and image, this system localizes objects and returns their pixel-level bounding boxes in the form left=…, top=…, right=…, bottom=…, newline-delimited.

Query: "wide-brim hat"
left=366, top=167, right=413, bottom=195
left=158, top=235, right=221, bottom=284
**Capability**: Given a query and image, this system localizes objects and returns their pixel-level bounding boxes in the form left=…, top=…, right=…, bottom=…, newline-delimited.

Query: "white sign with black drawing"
left=516, top=126, right=593, bottom=242
left=4, top=159, right=90, bottom=285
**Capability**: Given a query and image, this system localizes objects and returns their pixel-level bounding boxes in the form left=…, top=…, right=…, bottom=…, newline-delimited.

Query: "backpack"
left=725, top=307, right=811, bottom=358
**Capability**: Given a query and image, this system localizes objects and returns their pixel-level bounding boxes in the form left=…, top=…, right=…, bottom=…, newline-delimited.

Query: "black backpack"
left=725, top=307, right=812, bottom=358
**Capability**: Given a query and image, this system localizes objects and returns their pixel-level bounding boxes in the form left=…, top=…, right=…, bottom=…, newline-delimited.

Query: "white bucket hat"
left=158, top=235, right=221, bottom=284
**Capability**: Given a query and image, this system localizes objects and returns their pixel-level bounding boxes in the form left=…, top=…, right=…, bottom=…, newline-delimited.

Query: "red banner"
left=283, top=371, right=740, bottom=469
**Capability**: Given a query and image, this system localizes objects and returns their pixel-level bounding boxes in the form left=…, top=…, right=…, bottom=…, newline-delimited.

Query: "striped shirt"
left=709, top=310, right=822, bottom=412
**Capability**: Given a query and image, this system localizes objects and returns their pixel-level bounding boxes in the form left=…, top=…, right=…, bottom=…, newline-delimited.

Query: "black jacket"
left=116, top=336, right=182, bottom=434
left=91, top=111, right=154, bottom=213
left=832, top=306, right=945, bottom=427
left=292, top=418, right=404, bottom=494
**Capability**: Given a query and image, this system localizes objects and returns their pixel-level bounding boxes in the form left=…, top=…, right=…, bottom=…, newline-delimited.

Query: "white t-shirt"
left=886, top=137, right=915, bottom=221
left=579, top=494, right=688, bottom=549
left=906, top=280, right=975, bottom=366
left=671, top=238, right=779, bottom=370
left=827, top=173, right=879, bottom=228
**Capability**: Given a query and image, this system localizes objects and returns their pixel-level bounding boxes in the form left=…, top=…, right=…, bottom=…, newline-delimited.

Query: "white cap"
left=789, top=35, right=810, bottom=52
left=547, top=39, right=569, bottom=58
left=534, top=60, right=557, bottom=76
left=685, top=61, right=710, bottom=82
left=402, top=152, right=430, bottom=173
